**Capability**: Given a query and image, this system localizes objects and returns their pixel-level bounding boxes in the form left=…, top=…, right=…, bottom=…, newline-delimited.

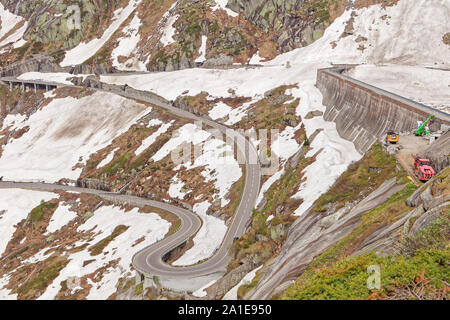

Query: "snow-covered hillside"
left=0, top=0, right=448, bottom=300
left=0, top=91, right=150, bottom=182
left=0, top=189, right=171, bottom=300
left=101, top=0, right=449, bottom=215
left=65, top=0, right=450, bottom=70
left=103, top=63, right=363, bottom=216
left=38, top=204, right=170, bottom=300
left=0, top=85, right=242, bottom=267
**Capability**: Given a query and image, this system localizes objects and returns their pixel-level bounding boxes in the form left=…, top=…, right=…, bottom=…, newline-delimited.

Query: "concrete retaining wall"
left=0, top=78, right=59, bottom=92
left=317, top=67, right=450, bottom=154
left=135, top=270, right=224, bottom=293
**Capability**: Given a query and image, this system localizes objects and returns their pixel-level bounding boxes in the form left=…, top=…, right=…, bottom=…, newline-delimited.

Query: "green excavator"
left=415, top=114, right=435, bottom=136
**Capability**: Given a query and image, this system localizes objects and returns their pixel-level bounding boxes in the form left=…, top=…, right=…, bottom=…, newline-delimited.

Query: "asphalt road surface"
left=0, top=77, right=262, bottom=279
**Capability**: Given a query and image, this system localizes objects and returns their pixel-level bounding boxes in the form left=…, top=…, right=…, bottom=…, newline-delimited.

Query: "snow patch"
left=173, top=201, right=227, bottom=266
left=60, top=0, right=142, bottom=67
left=0, top=4, right=23, bottom=40
left=208, top=102, right=232, bottom=120
left=97, top=147, right=120, bottom=169
left=0, top=92, right=150, bottom=182
left=255, top=169, right=284, bottom=209
left=211, top=0, right=239, bottom=18
left=224, top=100, right=254, bottom=126
left=192, top=279, right=217, bottom=298
left=135, top=121, right=173, bottom=156
left=0, top=3, right=27, bottom=49
left=152, top=123, right=211, bottom=162
left=44, top=90, right=57, bottom=99
left=195, top=35, right=208, bottom=63
left=222, top=265, right=263, bottom=300
left=46, top=204, right=78, bottom=234
left=292, top=119, right=361, bottom=216
left=160, top=14, right=179, bottom=46
left=1, top=113, right=27, bottom=131
left=168, top=174, right=191, bottom=200
left=249, top=51, right=264, bottom=64
left=111, top=14, right=146, bottom=71
left=147, top=119, right=163, bottom=127
left=271, top=124, right=302, bottom=161
left=0, top=274, right=16, bottom=300
left=0, top=189, right=57, bottom=256
left=17, top=72, right=92, bottom=85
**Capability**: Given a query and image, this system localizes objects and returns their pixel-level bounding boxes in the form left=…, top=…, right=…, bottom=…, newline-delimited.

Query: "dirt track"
left=395, top=135, right=431, bottom=185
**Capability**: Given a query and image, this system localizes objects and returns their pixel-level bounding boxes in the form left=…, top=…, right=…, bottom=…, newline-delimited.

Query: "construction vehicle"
left=386, top=131, right=399, bottom=144
left=414, top=157, right=435, bottom=181
left=415, top=115, right=435, bottom=136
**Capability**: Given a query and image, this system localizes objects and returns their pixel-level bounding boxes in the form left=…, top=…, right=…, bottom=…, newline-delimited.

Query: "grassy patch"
left=402, top=210, right=450, bottom=255
left=314, top=143, right=405, bottom=212
left=135, top=283, right=144, bottom=296
left=89, top=225, right=129, bottom=256
left=118, top=277, right=135, bottom=291
left=239, top=85, right=300, bottom=131
left=26, top=200, right=57, bottom=227
left=17, top=256, right=69, bottom=299
left=431, top=167, right=450, bottom=196
left=101, top=152, right=131, bottom=175
left=237, top=270, right=263, bottom=299
left=284, top=249, right=449, bottom=300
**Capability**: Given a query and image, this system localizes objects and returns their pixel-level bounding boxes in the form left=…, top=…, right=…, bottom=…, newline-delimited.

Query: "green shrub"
left=285, top=249, right=449, bottom=300
left=27, top=200, right=57, bottom=226
left=17, top=257, right=68, bottom=298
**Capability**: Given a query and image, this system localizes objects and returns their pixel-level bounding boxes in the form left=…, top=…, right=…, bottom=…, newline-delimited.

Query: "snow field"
left=38, top=205, right=171, bottom=299
left=0, top=91, right=150, bottom=182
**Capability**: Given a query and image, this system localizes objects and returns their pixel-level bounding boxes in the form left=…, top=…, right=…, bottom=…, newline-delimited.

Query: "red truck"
left=414, top=157, right=435, bottom=182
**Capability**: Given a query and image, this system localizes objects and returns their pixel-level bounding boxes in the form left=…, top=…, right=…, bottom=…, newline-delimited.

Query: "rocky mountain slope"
left=0, top=0, right=449, bottom=300
left=1, top=0, right=421, bottom=74
left=283, top=165, right=449, bottom=300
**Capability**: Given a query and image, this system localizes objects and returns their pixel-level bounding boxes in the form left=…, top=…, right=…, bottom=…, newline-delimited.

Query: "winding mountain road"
left=0, top=76, right=262, bottom=280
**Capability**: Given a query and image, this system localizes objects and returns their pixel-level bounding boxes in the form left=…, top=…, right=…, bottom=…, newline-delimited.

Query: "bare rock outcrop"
left=418, top=130, right=450, bottom=173
left=227, top=0, right=344, bottom=52
left=202, top=259, right=258, bottom=300
left=0, top=54, right=66, bottom=77
left=354, top=180, right=450, bottom=257
left=250, top=166, right=449, bottom=300
left=249, top=178, right=402, bottom=299
left=76, top=178, right=111, bottom=192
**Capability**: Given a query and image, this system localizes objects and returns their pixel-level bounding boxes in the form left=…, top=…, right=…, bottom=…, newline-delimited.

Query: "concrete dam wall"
left=317, top=67, right=450, bottom=154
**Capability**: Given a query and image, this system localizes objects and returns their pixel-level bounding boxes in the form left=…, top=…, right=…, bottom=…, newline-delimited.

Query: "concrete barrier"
left=317, top=67, right=450, bottom=154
